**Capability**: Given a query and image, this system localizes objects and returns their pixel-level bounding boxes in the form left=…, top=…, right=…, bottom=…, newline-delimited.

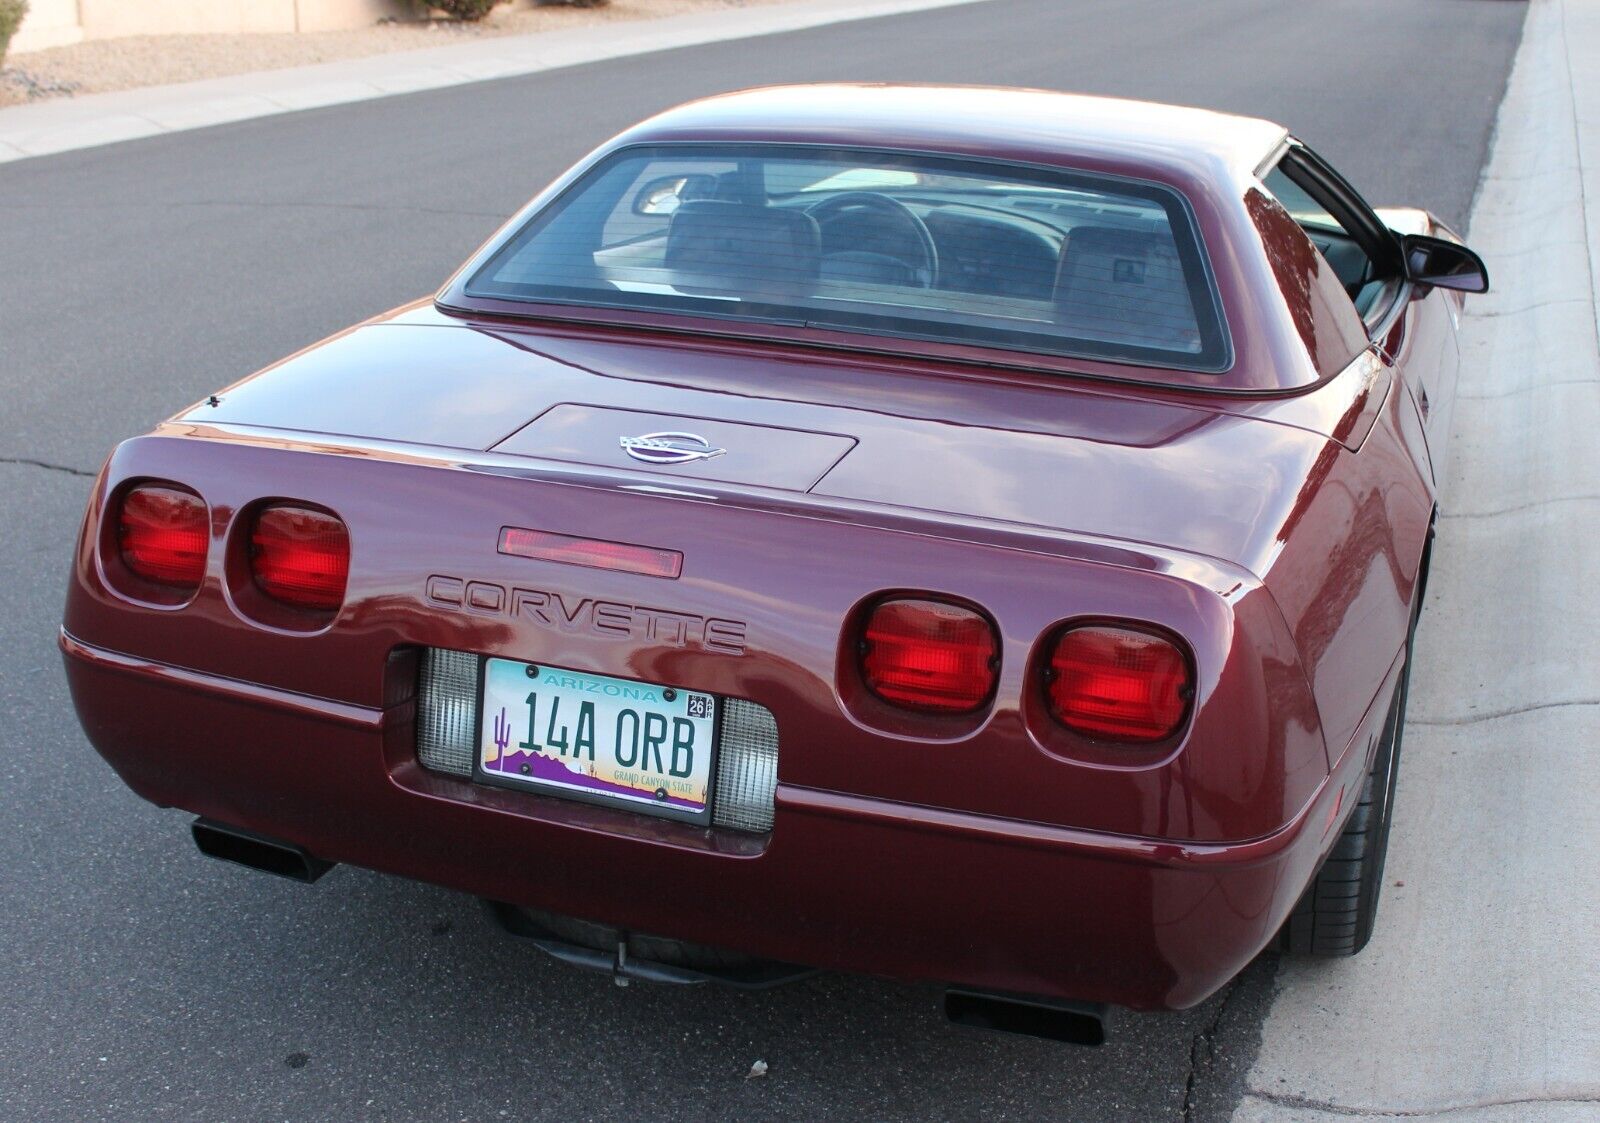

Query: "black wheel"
left=1277, top=646, right=1413, bottom=957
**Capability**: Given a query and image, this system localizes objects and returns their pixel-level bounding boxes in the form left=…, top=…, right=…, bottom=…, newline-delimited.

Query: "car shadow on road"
left=117, top=855, right=1277, bottom=1121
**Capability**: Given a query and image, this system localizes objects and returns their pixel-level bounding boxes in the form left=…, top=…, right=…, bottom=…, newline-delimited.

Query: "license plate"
left=475, top=658, right=717, bottom=823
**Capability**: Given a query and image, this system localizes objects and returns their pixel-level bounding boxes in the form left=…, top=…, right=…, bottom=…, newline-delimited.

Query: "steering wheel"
left=805, top=191, right=939, bottom=288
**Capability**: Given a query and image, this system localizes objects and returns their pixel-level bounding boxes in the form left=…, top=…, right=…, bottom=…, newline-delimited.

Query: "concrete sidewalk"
left=0, top=0, right=990, bottom=164
left=1235, top=1, right=1600, bottom=1119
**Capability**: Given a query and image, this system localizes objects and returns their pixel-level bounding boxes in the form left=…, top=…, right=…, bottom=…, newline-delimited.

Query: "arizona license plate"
left=475, top=658, right=717, bottom=823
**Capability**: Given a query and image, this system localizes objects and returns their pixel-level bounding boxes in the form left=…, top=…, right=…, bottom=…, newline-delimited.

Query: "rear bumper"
left=63, top=628, right=1339, bottom=1011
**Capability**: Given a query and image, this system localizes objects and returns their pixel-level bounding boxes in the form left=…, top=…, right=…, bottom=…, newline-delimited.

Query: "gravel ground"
left=0, top=0, right=791, bottom=108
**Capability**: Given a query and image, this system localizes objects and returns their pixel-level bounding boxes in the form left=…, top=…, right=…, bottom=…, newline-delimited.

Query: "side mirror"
left=632, top=173, right=717, bottom=217
left=1401, top=233, right=1489, bottom=294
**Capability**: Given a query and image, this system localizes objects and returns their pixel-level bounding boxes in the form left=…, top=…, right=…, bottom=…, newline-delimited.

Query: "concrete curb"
left=1233, top=0, right=1600, bottom=1119
left=0, top=0, right=993, bottom=164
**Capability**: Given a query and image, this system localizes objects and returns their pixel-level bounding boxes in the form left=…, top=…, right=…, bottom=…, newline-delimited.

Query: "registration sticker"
left=476, top=658, right=717, bottom=822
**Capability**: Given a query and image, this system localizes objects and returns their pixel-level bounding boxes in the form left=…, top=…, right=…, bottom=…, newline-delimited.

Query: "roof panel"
left=615, top=85, right=1289, bottom=184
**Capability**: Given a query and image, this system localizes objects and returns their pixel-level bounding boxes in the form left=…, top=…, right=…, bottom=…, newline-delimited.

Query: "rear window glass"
left=466, top=145, right=1230, bottom=371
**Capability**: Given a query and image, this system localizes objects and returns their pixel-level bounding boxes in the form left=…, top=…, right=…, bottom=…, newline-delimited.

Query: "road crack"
left=1440, top=494, right=1600, bottom=520
left=1457, top=376, right=1598, bottom=400
left=1182, top=979, right=1240, bottom=1122
left=1245, top=1088, right=1600, bottom=1117
left=1465, top=295, right=1591, bottom=318
left=1408, top=697, right=1600, bottom=727
left=0, top=457, right=95, bottom=478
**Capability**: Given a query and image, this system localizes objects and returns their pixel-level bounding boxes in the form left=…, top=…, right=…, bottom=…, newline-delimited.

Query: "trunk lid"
left=185, top=314, right=1338, bottom=576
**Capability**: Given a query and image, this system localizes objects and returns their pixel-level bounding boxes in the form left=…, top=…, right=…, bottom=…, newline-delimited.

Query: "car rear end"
left=63, top=420, right=1338, bottom=1013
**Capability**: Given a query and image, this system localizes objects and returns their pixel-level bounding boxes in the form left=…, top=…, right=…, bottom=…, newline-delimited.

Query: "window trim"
left=456, top=141, right=1236, bottom=376
left=1269, top=142, right=1409, bottom=335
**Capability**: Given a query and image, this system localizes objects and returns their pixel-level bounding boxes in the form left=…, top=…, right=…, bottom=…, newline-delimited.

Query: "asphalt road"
left=0, top=2, right=1526, bottom=1120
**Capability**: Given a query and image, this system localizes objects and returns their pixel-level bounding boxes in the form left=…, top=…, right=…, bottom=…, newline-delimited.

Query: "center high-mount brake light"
left=250, top=504, right=350, bottom=612
left=498, top=527, right=682, bottom=579
left=118, top=484, right=208, bottom=590
left=861, top=598, right=998, bottom=714
left=1046, top=625, right=1192, bottom=743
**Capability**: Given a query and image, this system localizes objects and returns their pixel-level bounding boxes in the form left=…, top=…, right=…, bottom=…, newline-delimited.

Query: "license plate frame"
left=471, top=657, right=720, bottom=825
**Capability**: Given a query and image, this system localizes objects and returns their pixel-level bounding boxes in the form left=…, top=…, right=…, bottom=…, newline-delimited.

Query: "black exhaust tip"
left=191, top=819, right=333, bottom=883
left=944, top=989, right=1108, bottom=1046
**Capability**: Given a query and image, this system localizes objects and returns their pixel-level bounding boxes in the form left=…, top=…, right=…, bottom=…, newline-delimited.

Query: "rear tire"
left=1277, top=650, right=1412, bottom=957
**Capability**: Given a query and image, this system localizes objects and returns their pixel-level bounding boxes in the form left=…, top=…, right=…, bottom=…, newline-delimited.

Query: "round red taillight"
left=861, top=598, right=998, bottom=714
left=117, top=484, right=208, bottom=589
left=1046, top=625, right=1192, bottom=743
left=249, top=504, right=349, bottom=612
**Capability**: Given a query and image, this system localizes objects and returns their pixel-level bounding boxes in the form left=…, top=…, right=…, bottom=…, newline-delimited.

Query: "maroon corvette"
left=62, top=86, right=1487, bottom=1038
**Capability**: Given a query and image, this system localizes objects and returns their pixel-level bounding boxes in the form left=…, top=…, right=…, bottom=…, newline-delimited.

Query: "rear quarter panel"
left=1240, top=220, right=1443, bottom=767
left=1259, top=370, right=1433, bottom=756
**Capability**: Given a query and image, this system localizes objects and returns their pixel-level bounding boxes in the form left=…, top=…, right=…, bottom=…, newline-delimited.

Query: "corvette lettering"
left=424, top=576, right=747, bottom=655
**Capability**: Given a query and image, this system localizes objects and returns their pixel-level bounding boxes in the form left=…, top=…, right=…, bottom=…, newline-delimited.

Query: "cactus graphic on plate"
left=491, top=706, right=510, bottom=767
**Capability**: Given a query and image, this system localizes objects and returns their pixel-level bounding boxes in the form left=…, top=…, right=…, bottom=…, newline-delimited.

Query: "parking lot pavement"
left=0, top=2, right=1533, bottom=1120
left=1234, top=2, right=1600, bottom=1119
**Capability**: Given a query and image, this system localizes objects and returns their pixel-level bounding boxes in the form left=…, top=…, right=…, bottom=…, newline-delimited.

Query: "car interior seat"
left=665, top=200, right=822, bottom=293
left=1053, top=226, right=1202, bottom=354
